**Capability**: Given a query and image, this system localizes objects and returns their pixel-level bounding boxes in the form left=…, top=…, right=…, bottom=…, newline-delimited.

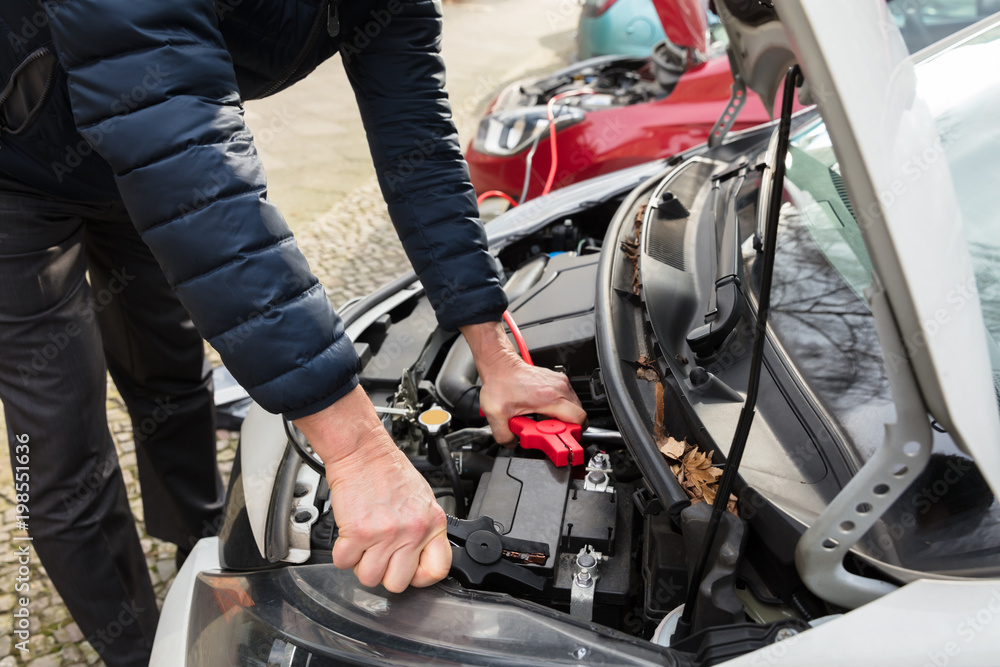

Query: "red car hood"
left=652, top=0, right=708, bottom=55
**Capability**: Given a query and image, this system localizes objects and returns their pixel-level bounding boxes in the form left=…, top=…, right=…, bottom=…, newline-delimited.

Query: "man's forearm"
left=293, top=385, right=387, bottom=467
left=460, top=320, right=521, bottom=380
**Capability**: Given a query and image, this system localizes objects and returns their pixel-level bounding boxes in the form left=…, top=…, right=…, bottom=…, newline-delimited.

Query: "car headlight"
left=185, top=565, right=674, bottom=666
left=472, top=106, right=586, bottom=157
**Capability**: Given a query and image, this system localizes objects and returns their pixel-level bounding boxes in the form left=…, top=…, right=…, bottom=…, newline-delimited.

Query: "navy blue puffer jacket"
left=0, top=0, right=507, bottom=419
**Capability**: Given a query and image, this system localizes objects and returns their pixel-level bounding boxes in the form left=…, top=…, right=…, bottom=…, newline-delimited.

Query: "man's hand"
left=461, top=321, right=587, bottom=444
left=293, top=386, right=451, bottom=593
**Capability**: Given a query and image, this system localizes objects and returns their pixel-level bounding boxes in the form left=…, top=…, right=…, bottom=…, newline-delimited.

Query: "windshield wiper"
left=672, top=65, right=803, bottom=644
left=686, top=162, right=748, bottom=357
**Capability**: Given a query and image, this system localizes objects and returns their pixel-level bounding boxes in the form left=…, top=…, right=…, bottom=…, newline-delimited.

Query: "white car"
left=155, top=2, right=1000, bottom=665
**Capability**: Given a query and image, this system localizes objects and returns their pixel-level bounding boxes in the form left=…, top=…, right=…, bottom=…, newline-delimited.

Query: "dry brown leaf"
left=635, top=354, right=660, bottom=383
left=654, top=382, right=665, bottom=439
left=692, top=472, right=716, bottom=488
left=619, top=204, right=646, bottom=296
left=657, top=435, right=687, bottom=460
left=667, top=443, right=739, bottom=517
left=620, top=239, right=642, bottom=296
left=634, top=203, right=646, bottom=233
left=636, top=367, right=658, bottom=382
left=702, top=489, right=739, bottom=517
left=685, top=450, right=713, bottom=471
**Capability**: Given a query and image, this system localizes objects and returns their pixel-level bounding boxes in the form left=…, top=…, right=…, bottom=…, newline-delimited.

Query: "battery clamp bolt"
left=586, top=471, right=607, bottom=485
left=571, top=546, right=600, bottom=620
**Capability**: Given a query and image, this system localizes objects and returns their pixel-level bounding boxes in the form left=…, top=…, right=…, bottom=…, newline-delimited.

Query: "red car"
left=466, top=0, right=783, bottom=203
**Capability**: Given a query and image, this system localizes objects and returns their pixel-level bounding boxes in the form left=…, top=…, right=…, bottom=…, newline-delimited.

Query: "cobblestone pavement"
left=0, top=1, right=576, bottom=664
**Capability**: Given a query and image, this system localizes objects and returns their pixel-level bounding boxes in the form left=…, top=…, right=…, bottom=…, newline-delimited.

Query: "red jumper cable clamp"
left=501, top=311, right=584, bottom=467
left=509, top=416, right=583, bottom=467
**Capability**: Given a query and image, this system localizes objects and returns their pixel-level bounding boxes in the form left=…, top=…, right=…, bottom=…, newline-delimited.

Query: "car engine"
left=273, top=212, right=690, bottom=637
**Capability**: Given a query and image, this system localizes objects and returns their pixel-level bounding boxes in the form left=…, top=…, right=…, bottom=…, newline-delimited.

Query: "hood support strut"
left=794, top=275, right=934, bottom=609
left=707, top=48, right=748, bottom=148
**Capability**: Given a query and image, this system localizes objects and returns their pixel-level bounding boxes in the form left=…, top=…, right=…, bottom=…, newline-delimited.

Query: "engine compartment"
left=496, top=39, right=690, bottom=115
left=219, top=179, right=828, bottom=660
left=265, top=221, right=688, bottom=634
left=268, top=213, right=720, bottom=646
left=352, top=246, right=648, bottom=617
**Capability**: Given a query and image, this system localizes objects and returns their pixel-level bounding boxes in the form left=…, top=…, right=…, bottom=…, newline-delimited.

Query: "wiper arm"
left=686, top=162, right=747, bottom=357
left=672, top=65, right=804, bottom=644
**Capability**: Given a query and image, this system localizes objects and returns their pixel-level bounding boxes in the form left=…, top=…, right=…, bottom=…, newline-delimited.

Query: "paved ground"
left=0, top=1, right=577, bottom=664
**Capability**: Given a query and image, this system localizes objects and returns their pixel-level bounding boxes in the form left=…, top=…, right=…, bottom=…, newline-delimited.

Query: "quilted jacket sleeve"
left=47, top=0, right=359, bottom=420
left=340, top=0, right=508, bottom=331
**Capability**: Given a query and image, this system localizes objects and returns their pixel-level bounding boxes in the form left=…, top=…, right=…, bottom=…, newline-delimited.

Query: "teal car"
left=578, top=0, right=727, bottom=59
left=577, top=0, right=667, bottom=59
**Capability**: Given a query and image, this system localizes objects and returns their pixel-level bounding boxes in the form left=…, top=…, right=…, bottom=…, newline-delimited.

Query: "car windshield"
left=762, top=19, right=1000, bottom=576
left=889, top=0, right=998, bottom=52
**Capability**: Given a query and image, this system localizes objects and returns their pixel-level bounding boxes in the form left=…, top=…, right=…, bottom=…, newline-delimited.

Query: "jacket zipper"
left=0, top=46, right=53, bottom=109
left=327, top=0, right=343, bottom=37
left=0, top=46, right=58, bottom=141
left=256, top=0, right=338, bottom=99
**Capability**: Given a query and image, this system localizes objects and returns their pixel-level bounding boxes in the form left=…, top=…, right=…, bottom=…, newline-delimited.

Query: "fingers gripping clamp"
left=509, top=416, right=584, bottom=467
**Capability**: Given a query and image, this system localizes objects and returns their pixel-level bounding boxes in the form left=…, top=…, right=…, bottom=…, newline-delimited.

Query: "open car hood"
left=651, top=0, right=708, bottom=55
left=715, top=0, right=1000, bottom=498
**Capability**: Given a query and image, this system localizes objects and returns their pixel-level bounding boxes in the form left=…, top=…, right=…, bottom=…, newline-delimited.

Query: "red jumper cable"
left=501, top=310, right=583, bottom=467
left=476, top=89, right=593, bottom=208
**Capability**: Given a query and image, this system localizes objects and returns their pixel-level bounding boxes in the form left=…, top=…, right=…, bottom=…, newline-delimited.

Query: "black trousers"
left=0, top=185, right=224, bottom=666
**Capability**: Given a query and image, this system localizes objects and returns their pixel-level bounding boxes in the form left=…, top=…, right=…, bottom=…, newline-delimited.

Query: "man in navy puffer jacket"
left=0, top=0, right=585, bottom=664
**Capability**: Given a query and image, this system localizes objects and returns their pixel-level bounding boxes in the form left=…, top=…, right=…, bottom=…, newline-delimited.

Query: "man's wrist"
left=292, top=385, right=389, bottom=469
left=459, top=320, right=520, bottom=380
